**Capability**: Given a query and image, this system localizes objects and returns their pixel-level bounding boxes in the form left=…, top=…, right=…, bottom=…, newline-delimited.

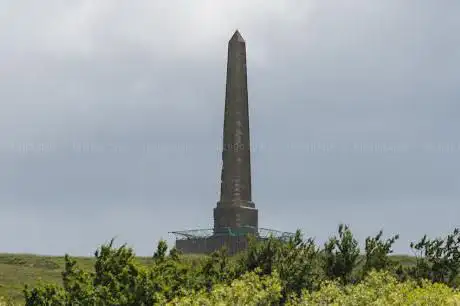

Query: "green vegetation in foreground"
left=0, top=253, right=418, bottom=301
left=1, top=225, right=460, bottom=305
left=0, top=253, right=204, bottom=302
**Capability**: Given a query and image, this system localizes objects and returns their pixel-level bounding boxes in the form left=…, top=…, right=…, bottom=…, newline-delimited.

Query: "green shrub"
left=410, top=228, right=460, bottom=286
left=23, top=239, right=202, bottom=305
left=0, top=296, right=17, bottom=306
left=168, top=269, right=282, bottom=306
left=17, top=226, right=460, bottom=305
left=287, top=270, right=460, bottom=306
left=238, top=230, right=321, bottom=300
left=322, top=224, right=360, bottom=284
left=362, top=230, right=399, bottom=276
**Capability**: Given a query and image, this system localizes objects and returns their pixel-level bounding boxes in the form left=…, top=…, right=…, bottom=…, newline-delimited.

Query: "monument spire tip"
left=230, top=29, right=245, bottom=43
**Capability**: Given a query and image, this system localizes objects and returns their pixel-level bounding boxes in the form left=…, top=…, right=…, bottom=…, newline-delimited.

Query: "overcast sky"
left=0, top=0, right=459, bottom=256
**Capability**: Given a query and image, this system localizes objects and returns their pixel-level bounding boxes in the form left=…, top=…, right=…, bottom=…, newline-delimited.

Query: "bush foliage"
left=2, top=225, right=459, bottom=305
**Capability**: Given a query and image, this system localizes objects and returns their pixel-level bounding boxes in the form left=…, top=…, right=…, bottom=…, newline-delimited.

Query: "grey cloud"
left=0, top=1, right=459, bottom=255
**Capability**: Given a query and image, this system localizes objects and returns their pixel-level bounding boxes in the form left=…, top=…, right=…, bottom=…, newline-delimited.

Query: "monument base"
left=213, top=205, right=258, bottom=233
left=175, top=235, right=253, bottom=255
left=170, top=228, right=294, bottom=256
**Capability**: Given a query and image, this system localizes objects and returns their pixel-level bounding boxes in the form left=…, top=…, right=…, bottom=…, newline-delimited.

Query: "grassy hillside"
left=0, top=252, right=416, bottom=302
left=0, top=253, right=205, bottom=302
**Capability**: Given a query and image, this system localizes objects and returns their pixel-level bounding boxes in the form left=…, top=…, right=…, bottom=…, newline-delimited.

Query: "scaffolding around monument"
left=170, top=226, right=295, bottom=241
left=169, top=226, right=295, bottom=255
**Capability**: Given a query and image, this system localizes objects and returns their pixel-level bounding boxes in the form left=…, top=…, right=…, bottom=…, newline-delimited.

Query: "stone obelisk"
left=213, top=30, right=258, bottom=235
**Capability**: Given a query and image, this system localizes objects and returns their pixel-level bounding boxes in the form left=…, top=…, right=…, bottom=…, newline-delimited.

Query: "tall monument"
left=170, top=30, right=291, bottom=255
left=213, top=30, right=258, bottom=235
